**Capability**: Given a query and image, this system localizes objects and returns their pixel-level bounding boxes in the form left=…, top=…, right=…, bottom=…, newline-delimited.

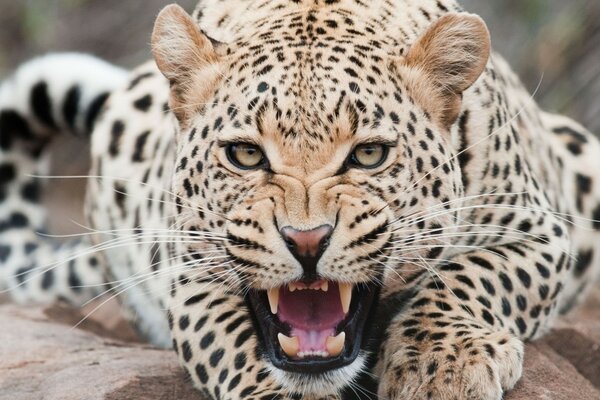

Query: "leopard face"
left=152, top=4, right=488, bottom=395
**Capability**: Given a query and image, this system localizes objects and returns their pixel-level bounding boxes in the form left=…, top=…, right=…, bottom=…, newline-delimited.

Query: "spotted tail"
left=0, top=53, right=127, bottom=304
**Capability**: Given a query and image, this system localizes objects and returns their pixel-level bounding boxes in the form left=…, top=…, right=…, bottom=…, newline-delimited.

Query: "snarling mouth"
left=247, top=280, right=378, bottom=373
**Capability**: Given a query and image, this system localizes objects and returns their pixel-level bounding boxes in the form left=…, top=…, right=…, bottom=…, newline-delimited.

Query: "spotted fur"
left=1, top=1, right=599, bottom=399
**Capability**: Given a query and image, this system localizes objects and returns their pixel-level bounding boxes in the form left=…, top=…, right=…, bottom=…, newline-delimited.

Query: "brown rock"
left=1, top=290, right=598, bottom=399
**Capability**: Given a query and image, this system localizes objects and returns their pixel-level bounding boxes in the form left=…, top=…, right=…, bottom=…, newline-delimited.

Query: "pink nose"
left=280, top=225, right=334, bottom=280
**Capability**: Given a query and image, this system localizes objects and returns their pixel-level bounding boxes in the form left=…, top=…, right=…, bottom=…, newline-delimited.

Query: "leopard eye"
left=226, top=143, right=265, bottom=169
left=349, top=143, right=388, bottom=169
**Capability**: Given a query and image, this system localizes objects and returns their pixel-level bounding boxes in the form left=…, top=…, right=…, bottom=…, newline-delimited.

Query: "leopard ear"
left=151, top=4, right=222, bottom=125
left=403, top=13, right=491, bottom=128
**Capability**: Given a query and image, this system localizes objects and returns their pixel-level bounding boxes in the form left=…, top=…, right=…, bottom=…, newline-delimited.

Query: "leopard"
left=1, top=1, right=599, bottom=399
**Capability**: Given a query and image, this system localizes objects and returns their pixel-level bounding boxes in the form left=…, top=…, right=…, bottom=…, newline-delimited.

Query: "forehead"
left=200, top=9, right=413, bottom=161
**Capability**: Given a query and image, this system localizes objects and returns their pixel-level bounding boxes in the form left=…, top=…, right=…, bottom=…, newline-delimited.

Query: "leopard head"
left=152, top=3, right=489, bottom=395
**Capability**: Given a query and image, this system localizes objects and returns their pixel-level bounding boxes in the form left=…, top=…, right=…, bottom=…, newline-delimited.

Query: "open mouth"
left=247, top=280, right=378, bottom=374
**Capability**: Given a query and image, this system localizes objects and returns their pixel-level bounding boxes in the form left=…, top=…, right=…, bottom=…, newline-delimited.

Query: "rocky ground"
left=1, top=289, right=599, bottom=400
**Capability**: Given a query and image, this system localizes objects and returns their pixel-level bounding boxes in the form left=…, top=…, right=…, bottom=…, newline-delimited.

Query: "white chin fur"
left=267, top=354, right=367, bottom=397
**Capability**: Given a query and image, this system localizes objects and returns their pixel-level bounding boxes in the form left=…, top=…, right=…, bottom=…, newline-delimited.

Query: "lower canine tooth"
left=339, top=283, right=353, bottom=314
left=267, top=288, right=279, bottom=314
left=277, top=333, right=300, bottom=358
left=326, top=332, right=345, bottom=357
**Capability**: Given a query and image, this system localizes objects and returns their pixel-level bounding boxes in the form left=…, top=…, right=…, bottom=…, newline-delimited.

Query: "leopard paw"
left=379, top=331, right=523, bottom=400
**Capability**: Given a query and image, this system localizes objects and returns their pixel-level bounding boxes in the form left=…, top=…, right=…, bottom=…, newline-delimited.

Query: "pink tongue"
left=291, top=328, right=335, bottom=353
left=277, top=283, right=345, bottom=354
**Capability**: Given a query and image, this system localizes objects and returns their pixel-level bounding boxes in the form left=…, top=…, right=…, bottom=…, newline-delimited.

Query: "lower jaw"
left=246, top=282, right=380, bottom=375
left=268, top=354, right=369, bottom=396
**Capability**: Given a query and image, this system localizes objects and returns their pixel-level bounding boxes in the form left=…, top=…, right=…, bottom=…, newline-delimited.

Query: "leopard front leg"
left=377, top=240, right=569, bottom=400
left=168, top=273, right=341, bottom=400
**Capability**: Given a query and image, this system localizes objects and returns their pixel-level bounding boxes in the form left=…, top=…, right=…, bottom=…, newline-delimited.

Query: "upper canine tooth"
left=321, top=281, right=329, bottom=292
left=277, top=333, right=300, bottom=358
left=267, top=288, right=279, bottom=314
left=289, top=283, right=297, bottom=292
left=339, top=283, right=353, bottom=314
left=326, top=332, right=345, bottom=357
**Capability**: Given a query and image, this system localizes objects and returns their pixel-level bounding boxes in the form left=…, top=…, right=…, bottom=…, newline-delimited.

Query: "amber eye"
left=349, top=143, right=389, bottom=169
left=226, top=143, right=265, bottom=169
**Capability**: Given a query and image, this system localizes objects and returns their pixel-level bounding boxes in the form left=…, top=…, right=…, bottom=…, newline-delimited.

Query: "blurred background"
left=1, top=0, right=598, bottom=130
left=0, top=0, right=598, bottom=233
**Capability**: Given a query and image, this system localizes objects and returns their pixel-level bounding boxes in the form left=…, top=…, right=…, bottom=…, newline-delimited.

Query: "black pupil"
left=362, top=146, right=376, bottom=155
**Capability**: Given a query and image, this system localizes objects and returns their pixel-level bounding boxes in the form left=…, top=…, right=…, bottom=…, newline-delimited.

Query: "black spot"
left=182, top=340, right=192, bottom=362
left=133, top=94, right=153, bottom=112
left=516, top=268, right=531, bottom=288
left=215, top=310, right=236, bottom=323
left=132, top=130, right=151, bottom=162
left=109, top=120, right=125, bottom=156
left=200, top=331, right=215, bottom=349
left=227, top=373, right=242, bottom=391
left=194, top=316, right=209, bottom=332
left=538, top=284, right=550, bottom=300
left=179, top=315, right=190, bottom=331
left=31, top=81, right=57, bottom=128
left=517, top=220, right=532, bottom=233
left=440, top=262, right=464, bottom=272
left=501, top=298, right=511, bottom=316
left=427, top=361, right=438, bottom=375
left=480, top=278, right=496, bottom=295
left=468, top=256, right=494, bottom=271
left=515, top=317, right=527, bottom=334
left=349, top=82, right=360, bottom=93
left=234, top=352, right=247, bottom=370
left=218, top=368, right=229, bottom=384
left=41, top=269, right=54, bottom=290
left=209, top=348, right=225, bottom=367
left=127, top=72, right=154, bottom=90
left=234, top=327, right=254, bottom=348
left=185, top=292, right=209, bottom=306
left=482, top=309, right=495, bottom=325
left=257, top=64, right=273, bottom=76
left=529, top=305, right=542, bottom=319
left=591, top=204, right=600, bottom=230
left=257, top=82, right=269, bottom=93
left=566, top=142, right=582, bottom=155
left=0, top=245, right=11, bottom=262
left=21, top=181, right=41, bottom=203
left=68, top=261, right=82, bottom=292
left=0, top=163, right=16, bottom=185
left=456, top=275, right=475, bottom=288
left=535, top=262, right=551, bottom=279
left=62, top=85, right=81, bottom=130
left=85, top=92, right=110, bottom=132
left=453, top=288, right=469, bottom=301
left=195, top=363, right=209, bottom=384
left=574, top=249, right=593, bottom=277
left=516, top=295, right=527, bottom=311
left=498, top=272, right=513, bottom=292
left=0, top=110, right=34, bottom=150
left=344, top=67, right=358, bottom=78
left=225, top=316, right=247, bottom=333
left=240, top=386, right=258, bottom=397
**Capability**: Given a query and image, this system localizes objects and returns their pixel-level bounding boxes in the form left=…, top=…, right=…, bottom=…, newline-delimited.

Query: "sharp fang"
left=339, top=283, right=353, bottom=314
left=289, top=283, right=297, bottom=292
left=277, top=333, right=299, bottom=358
left=322, top=281, right=329, bottom=292
left=326, top=332, right=345, bottom=357
left=267, top=288, right=279, bottom=314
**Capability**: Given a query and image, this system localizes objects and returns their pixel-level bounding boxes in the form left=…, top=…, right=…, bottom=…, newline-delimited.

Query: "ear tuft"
left=151, top=4, right=221, bottom=124
left=403, top=13, right=491, bottom=127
